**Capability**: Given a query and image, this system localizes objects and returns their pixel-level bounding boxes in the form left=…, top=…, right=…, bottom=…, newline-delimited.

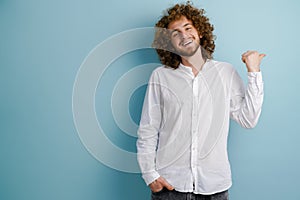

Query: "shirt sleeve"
left=230, top=70, right=264, bottom=128
left=136, top=70, right=161, bottom=185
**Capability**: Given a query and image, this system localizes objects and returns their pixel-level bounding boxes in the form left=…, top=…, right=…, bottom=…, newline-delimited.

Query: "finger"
left=259, top=53, right=266, bottom=58
left=161, top=179, right=174, bottom=190
left=153, top=186, right=164, bottom=193
left=242, top=50, right=254, bottom=57
left=149, top=180, right=163, bottom=192
left=242, top=51, right=249, bottom=57
left=241, top=56, right=246, bottom=63
left=243, top=51, right=260, bottom=59
left=259, top=53, right=266, bottom=62
left=241, top=51, right=252, bottom=61
left=241, top=53, right=249, bottom=63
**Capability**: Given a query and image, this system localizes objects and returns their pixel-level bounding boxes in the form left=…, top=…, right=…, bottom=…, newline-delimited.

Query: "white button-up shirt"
left=137, top=59, right=264, bottom=194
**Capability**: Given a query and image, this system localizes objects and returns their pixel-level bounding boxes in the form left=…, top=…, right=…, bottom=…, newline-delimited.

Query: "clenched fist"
left=242, top=50, right=266, bottom=72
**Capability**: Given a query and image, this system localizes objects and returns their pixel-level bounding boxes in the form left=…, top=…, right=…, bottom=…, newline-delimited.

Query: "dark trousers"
left=151, top=188, right=229, bottom=200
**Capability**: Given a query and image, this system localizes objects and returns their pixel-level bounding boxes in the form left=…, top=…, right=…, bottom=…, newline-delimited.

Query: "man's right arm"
left=136, top=71, right=162, bottom=186
left=137, top=70, right=174, bottom=192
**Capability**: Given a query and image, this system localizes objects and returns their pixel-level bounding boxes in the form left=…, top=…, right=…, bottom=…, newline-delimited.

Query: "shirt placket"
left=191, top=75, right=200, bottom=191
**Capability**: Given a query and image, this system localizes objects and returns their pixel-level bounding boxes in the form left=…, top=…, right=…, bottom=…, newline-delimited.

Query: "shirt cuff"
left=247, top=71, right=263, bottom=84
left=142, top=171, right=160, bottom=186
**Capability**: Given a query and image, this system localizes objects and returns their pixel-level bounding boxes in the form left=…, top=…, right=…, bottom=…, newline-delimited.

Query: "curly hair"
left=152, top=2, right=215, bottom=69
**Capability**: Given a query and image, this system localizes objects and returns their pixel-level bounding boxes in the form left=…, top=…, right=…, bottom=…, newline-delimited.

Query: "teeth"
left=183, top=40, right=192, bottom=46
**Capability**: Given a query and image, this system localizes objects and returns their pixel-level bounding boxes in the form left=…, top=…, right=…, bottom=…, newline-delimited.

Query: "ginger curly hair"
left=152, top=3, right=215, bottom=69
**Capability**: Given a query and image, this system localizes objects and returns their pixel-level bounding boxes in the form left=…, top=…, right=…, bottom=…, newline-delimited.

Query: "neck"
left=181, top=47, right=205, bottom=76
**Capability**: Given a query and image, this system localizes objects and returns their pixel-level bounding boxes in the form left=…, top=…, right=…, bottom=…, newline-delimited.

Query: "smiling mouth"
left=181, top=40, right=193, bottom=46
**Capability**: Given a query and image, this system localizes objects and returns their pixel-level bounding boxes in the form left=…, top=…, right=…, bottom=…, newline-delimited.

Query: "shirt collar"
left=178, top=59, right=211, bottom=77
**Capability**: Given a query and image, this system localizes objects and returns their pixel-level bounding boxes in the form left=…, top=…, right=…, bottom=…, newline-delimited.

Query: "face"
left=168, top=16, right=201, bottom=57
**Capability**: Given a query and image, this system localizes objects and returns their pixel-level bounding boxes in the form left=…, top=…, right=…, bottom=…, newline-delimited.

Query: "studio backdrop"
left=1, top=0, right=300, bottom=199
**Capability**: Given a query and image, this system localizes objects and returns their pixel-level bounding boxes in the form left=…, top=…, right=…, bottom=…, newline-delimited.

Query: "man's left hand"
left=242, top=50, right=266, bottom=72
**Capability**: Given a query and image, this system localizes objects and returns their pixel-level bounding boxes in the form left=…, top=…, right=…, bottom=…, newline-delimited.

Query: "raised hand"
left=241, top=50, right=266, bottom=72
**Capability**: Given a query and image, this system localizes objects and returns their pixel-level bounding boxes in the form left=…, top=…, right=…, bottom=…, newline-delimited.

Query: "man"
left=137, top=3, right=265, bottom=200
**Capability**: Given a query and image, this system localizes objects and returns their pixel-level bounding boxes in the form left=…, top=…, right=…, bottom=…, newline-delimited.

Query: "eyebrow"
left=170, top=23, right=192, bottom=33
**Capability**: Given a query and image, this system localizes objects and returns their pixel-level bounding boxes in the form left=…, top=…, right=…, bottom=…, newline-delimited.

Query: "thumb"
left=259, top=53, right=266, bottom=61
left=161, top=178, right=174, bottom=190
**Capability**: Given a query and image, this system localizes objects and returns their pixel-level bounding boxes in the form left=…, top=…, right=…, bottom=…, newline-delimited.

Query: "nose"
left=179, top=30, right=189, bottom=39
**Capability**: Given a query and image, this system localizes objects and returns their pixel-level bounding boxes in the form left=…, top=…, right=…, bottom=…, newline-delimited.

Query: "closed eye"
left=171, top=31, right=179, bottom=38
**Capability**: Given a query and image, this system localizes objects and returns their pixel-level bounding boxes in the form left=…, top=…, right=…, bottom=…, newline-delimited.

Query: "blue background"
left=1, top=0, right=300, bottom=199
